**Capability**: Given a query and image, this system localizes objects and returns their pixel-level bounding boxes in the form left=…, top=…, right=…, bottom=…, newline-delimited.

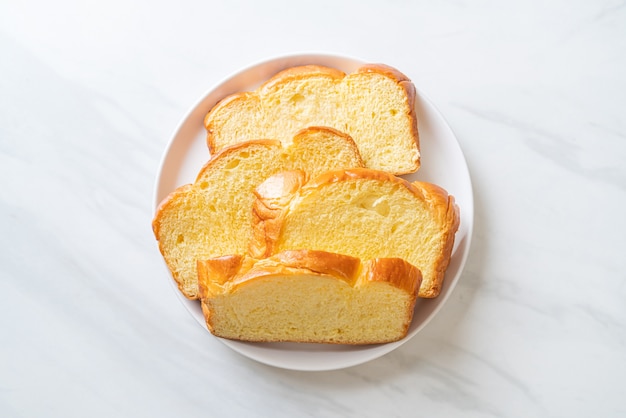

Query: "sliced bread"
left=197, top=250, right=421, bottom=344
left=204, top=64, right=420, bottom=175
left=152, top=127, right=364, bottom=299
left=250, top=168, right=460, bottom=298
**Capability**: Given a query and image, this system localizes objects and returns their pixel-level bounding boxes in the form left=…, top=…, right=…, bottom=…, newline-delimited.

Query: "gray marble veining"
left=2, top=0, right=626, bottom=417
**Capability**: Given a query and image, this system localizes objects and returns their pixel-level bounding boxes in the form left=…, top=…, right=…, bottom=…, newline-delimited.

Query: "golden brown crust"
left=200, top=299, right=214, bottom=333
left=249, top=170, right=309, bottom=259
left=253, top=169, right=309, bottom=201
left=198, top=251, right=419, bottom=293
left=356, top=63, right=411, bottom=82
left=259, top=65, right=346, bottom=93
left=198, top=255, right=244, bottom=291
left=232, top=251, right=362, bottom=289
left=303, top=168, right=427, bottom=202
left=198, top=251, right=362, bottom=291
left=365, top=258, right=422, bottom=296
left=273, top=250, right=362, bottom=284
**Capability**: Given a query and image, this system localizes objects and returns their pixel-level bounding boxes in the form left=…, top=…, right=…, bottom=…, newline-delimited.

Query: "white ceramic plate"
left=153, top=53, right=473, bottom=371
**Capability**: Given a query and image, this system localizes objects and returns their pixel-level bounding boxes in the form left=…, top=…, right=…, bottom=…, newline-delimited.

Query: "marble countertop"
left=2, top=1, right=625, bottom=416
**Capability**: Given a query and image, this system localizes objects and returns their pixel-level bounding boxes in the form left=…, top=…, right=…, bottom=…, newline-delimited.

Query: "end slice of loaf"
left=204, top=64, right=420, bottom=175
left=197, top=250, right=422, bottom=344
left=152, top=127, right=364, bottom=299
left=250, top=168, right=460, bottom=298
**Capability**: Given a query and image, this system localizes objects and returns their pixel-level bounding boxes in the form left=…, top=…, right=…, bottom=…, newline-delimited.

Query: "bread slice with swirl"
left=250, top=168, right=460, bottom=298
left=197, top=250, right=421, bottom=344
left=204, top=64, right=420, bottom=175
left=152, top=127, right=364, bottom=299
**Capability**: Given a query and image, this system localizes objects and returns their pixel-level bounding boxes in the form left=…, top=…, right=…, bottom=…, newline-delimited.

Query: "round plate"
left=153, top=53, right=474, bottom=371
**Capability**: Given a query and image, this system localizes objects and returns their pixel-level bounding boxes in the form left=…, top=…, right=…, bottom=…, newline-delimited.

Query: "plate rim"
left=152, top=53, right=474, bottom=371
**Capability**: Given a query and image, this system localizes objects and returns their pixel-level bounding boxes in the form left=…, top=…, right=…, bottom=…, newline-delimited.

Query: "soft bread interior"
left=197, top=251, right=421, bottom=344
left=205, top=65, right=419, bottom=174
left=250, top=168, right=459, bottom=298
left=152, top=128, right=364, bottom=299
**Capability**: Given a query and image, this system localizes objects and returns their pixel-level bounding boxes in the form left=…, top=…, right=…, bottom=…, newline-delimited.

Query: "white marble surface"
left=1, top=0, right=625, bottom=416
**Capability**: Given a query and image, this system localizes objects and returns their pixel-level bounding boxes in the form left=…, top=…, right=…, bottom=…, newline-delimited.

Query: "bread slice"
left=204, top=64, right=420, bottom=175
left=250, top=168, right=460, bottom=298
left=152, top=127, right=364, bottom=299
left=197, top=250, right=422, bottom=344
